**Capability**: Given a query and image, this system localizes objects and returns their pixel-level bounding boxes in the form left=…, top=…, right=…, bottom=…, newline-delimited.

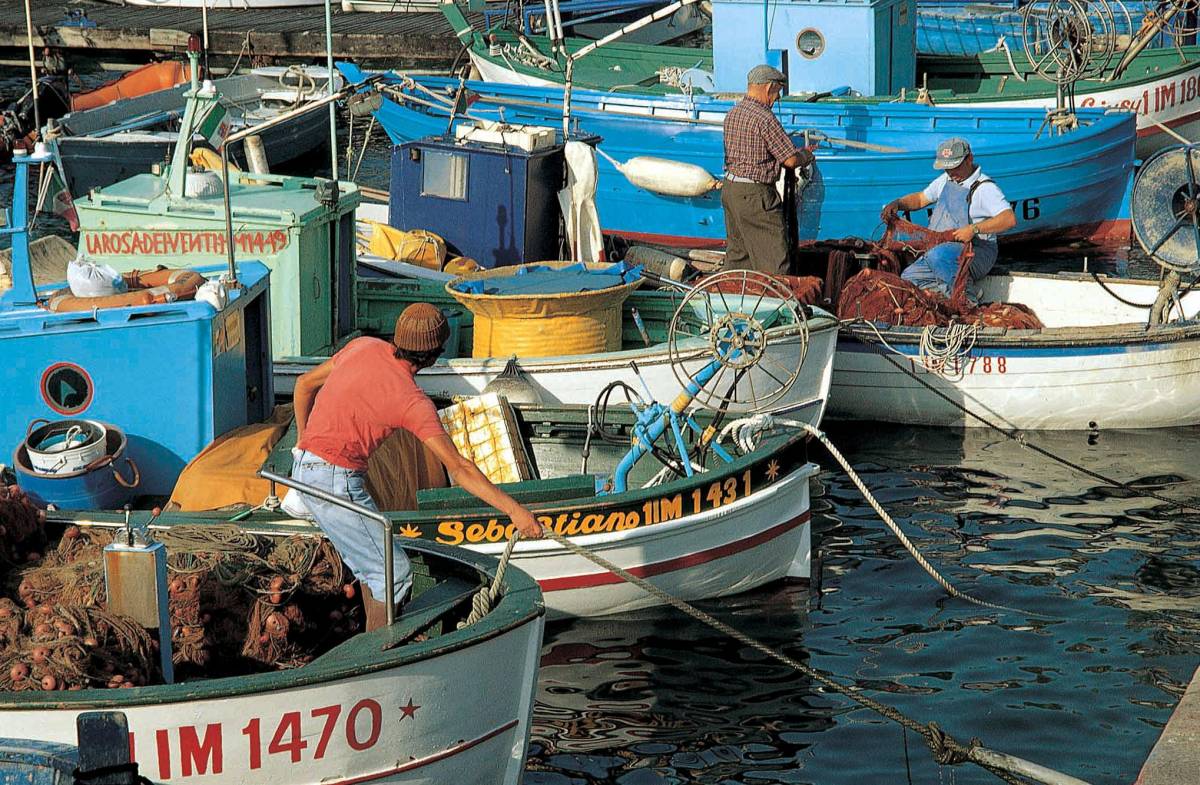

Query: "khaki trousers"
left=720, top=180, right=789, bottom=276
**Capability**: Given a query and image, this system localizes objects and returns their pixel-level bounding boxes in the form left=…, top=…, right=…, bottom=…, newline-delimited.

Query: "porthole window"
left=41, top=363, right=93, bottom=415
left=796, top=29, right=825, bottom=60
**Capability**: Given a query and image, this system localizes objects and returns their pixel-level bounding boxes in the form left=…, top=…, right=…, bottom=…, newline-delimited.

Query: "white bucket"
left=25, top=419, right=109, bottom=475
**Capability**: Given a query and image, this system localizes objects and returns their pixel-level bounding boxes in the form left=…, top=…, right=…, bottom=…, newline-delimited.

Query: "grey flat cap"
left=934, top=137, right=971, bottom=170
left=747, top=64, right=787, bottom=85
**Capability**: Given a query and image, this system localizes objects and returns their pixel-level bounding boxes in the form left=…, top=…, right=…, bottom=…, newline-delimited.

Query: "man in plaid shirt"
left=721, top=64, right=814, bottom=275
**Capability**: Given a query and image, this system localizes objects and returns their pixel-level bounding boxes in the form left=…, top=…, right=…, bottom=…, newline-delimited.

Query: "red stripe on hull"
left=331, top=719, right=520, bottom=784
left=610, top=221, right=1133, bottom=251
left=539, top=511, right=811, bottom=592
left=1137, top=110, right=1200, bottom=137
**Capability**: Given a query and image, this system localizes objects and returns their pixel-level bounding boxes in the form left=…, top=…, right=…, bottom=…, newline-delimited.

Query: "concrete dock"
left=0, top=0, right=474, bottom=68
left=1135, top=664, right=1200, bottom=785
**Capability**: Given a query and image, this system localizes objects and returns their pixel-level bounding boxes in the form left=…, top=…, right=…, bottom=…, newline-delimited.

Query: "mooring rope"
left=844, top=322, right=1200, bottom=515
left=729, top=415, right=1028, bottom=615
left=540, top=525, right=1088, bottom=785
left=459, top=531, right=520, bottom=629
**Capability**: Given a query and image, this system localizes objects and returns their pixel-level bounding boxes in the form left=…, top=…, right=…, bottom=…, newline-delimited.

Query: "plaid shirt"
left=723, top=97, right=800, bottom=184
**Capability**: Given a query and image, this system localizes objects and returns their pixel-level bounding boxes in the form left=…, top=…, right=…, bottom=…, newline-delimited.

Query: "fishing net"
left=0, top=484, right=46, bottom=564
left=837, top=270, right=1045, bottom=330
left=882, top=217, right=975, bottom=306
left=793, top=217, right=1044, bottom=330
left=0, top=514, right=364, bottom=691
left=702, top=272, right=824, bottom=305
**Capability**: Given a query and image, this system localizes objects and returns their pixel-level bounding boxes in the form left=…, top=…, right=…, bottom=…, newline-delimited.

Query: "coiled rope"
left=540, top=524, right=1089, bottom=785
left=843, top=322, right=1200, bottom=515
left=918, top=322, right=978, bottom=377
left=459, top=531, right=520, bottom=629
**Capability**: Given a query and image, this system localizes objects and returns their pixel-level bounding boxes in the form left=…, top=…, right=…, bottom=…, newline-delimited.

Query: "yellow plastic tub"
left=446, top=261, right=643, bottom=358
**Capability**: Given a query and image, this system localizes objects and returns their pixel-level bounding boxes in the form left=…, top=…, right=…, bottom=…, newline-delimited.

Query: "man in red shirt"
left=721, top=64, right=815, bottom=275
left=290, top=302, right=543, bottom=631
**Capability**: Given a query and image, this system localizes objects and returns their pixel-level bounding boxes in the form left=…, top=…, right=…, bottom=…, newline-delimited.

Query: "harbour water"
left=3, top=70, right=1199, bottom=784
left=525, top=424, right=1200, bottom=784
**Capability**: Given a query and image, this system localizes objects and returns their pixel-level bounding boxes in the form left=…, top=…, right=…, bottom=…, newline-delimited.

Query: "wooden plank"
left=0, top=0, right=464, bottom=64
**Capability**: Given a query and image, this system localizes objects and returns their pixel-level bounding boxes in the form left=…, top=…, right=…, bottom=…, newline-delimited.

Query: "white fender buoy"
left=596, top=149, right=719, bottom=197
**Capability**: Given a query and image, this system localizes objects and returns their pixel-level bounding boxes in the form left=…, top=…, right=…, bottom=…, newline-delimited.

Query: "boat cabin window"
left=421, top=150, right=469, bottom=201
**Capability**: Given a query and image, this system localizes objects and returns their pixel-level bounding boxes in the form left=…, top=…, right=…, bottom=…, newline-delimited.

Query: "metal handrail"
left=259, top=469, right=395, bottom=626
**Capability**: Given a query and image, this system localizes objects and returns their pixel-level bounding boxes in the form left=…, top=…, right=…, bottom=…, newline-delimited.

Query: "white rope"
left=721, top=414, right=1026, bottom=614
left=918, top=322, right=978, bottom=378
left=459, top=531, right=520, bottom=628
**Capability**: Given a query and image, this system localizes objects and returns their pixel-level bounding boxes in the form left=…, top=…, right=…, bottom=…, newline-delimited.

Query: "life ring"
left=42, top=267, right=206, bottom=313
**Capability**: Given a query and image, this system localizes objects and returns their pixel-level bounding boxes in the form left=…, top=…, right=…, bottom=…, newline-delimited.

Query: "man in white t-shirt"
left=881, top=138, right=1017, bottom=302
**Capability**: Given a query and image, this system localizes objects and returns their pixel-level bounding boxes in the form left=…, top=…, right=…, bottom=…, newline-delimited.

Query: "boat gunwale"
left=839, top=272, right=1200, bottom=349
left=0, top=535, right=544, bottom=709
left=357, top=69, right=1137, bottom=165
left=469, top=456, right=820, bottom=556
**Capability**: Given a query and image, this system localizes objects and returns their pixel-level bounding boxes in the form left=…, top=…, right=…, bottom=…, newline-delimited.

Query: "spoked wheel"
left=1132, top=144, right=1200, bottom=275
left=1021, top=0, right=1112, bottom=83
left=666, top=270, right=807, bottom=412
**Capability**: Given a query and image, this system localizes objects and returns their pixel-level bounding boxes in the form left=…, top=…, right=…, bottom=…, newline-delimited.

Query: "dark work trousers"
left=720, top=179, right=790, bottom=276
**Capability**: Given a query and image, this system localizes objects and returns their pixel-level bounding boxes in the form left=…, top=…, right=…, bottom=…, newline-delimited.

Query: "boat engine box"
left=0, top=262, right=273, bottom=497
left=711, top=0, right=915, bottom=97
left=75, top=172, right=360, bottom=361
left=389, top=129, right=566, bottom=268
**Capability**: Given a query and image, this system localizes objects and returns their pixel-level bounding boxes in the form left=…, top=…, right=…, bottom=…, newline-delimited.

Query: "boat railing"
left=259, top=469, right=398, bottom=628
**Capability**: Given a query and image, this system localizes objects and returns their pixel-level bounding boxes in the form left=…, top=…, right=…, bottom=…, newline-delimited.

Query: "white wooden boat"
left=831, top=272, right=1200, bottom=430
left=259, top=401, right=821, bottom=619
left=278, top=282, right=840, bottom=427
left=473, top=441, right=816, bottom=618
left=0, top=531, right=544, bottom=785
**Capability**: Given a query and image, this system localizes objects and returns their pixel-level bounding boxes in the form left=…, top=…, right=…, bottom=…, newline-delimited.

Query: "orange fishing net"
left=0, top=508, right=365, bottom=691
left=836, top=269, right=1044, bottom=330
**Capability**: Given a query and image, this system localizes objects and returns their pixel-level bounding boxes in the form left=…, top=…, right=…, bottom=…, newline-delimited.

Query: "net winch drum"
left=13, top=422, right=139, bottom=510
left=23, top=419, right=108, bottom=475
left=1132, top=144, right=1200, bottom=274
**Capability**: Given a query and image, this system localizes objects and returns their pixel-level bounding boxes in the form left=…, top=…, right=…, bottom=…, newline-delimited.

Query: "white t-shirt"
left=921, top=168, right=1011, bottom=241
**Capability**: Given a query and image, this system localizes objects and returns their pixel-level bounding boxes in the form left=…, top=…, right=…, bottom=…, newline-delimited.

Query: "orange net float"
left=42, top=267, right=206, bottom=313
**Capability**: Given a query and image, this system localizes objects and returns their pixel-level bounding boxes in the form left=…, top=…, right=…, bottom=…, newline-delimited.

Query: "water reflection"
left=530, top=426, right=1200, bottom=784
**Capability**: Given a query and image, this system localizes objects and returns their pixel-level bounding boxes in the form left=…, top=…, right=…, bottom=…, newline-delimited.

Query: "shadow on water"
left=529, top=425, right=1200, bottom=784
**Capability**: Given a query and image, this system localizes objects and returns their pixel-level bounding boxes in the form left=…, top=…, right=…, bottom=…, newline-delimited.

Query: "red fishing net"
left=0, top=504, right=366, bottom=691
left=836, top=269, right=1045, bottom=329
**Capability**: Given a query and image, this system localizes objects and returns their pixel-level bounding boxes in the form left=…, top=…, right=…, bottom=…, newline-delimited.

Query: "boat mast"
left=562, top=0, right=702, bottom=136
left=324, top=0, right=339, bottom=179
left=22, top=0, right=39, bottom=134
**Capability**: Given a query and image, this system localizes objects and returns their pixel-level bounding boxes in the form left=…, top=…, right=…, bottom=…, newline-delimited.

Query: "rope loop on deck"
left=458, top=531, right=520, bottom=629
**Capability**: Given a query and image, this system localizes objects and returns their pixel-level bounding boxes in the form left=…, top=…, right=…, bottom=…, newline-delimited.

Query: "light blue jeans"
left=901, top=241, right=998, bottom=304
left=291, top=450, right=412, bottom=605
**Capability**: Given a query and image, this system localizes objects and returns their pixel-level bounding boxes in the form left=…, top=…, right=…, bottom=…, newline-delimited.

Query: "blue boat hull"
left=345, top=66, right=1135, bottom=250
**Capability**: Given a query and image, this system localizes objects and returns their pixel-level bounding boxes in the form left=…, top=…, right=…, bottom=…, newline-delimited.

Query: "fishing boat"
left=832, top=271, right=1200, bottom=429
left=446, top=9, right=1200, bottom=158
left=1, top=62, right=190, bottom=162
left=46, top=64, right=341, bottom=197
left=0, top=142, right=546, bottom=785
left=0, top=515, right=544, bottom=785
left=68, top=49, right=359, bottom=364
left=339, top=63, right=1137, bottom=249
left=278, top=267, right=839, bottom=426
